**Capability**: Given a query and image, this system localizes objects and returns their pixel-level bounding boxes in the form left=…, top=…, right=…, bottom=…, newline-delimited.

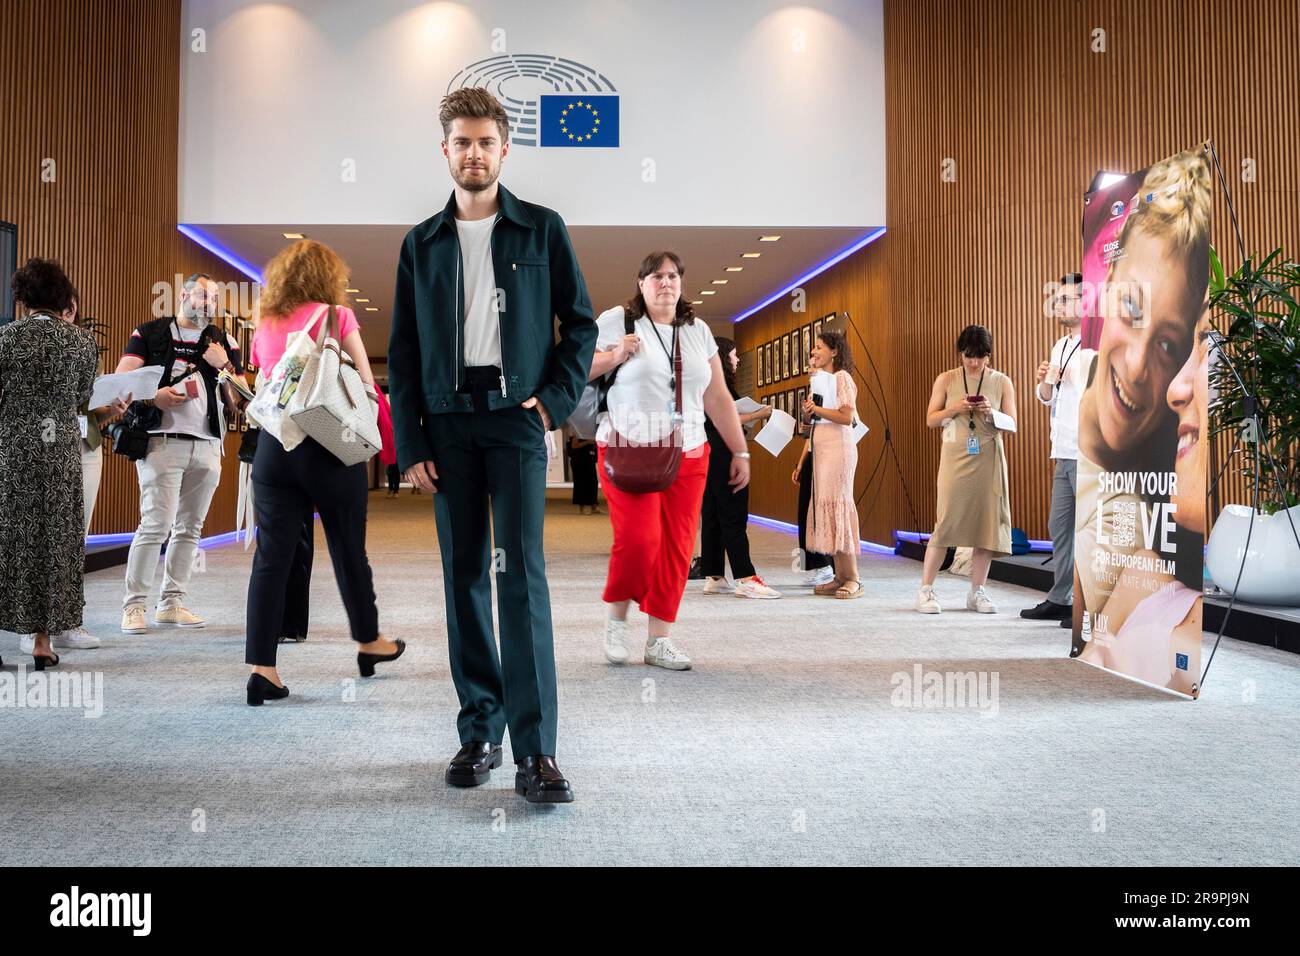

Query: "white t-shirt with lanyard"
left=1036, top=332, right=1092, bottom=460
left=595, top=305, right=717, bottom=452
left=152, top=322, right=226, bottom=440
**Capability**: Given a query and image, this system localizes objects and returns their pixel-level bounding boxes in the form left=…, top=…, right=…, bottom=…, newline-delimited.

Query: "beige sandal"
left=835, top=580, right=864, bottom=600
left=813, top=579, right=844, bottom=596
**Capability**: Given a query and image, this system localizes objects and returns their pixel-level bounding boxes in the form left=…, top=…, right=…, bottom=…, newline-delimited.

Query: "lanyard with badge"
left=648, top=319, right=681, bottom=419
left=962, top=366, right=985, bottom=455
left=1052, top=337, right=1081, bottom=419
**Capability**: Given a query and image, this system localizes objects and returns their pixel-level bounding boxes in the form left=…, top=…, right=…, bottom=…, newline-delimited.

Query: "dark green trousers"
left=426, top=406, right=557, bottom=757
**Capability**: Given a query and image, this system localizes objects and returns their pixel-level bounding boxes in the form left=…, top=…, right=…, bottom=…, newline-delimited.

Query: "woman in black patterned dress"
left=1, top=258, right=99, bottom=668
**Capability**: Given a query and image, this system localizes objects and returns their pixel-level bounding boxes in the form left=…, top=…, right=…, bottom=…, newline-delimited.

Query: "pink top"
left=251, top=302, right=360, bottom=371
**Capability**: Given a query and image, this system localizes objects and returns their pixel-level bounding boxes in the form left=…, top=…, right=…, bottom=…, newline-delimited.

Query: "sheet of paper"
left=734, top=396, right=765, bottom=414
left=754, top=408, right=797, bottom=457
left=89, top=365, right=166, bottom=409
left=851, top=419, right=870, bottom=444
left=991, top=410, right=1017, bottom=433
left=809, top=370, right=837, bottom=408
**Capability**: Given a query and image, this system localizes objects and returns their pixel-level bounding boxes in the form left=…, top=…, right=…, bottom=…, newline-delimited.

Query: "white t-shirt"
left=1037, top=332, right=1093, bottom=460
left=457, top=215, right=501, bottom=367
left=152, top=325, right=214, bottom=439
left=596, top=306, right=718, bottom=451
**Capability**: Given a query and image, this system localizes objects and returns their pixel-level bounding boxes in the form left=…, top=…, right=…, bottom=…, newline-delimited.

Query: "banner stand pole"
left=1197, top=140, right=1300, bottom=693
left=840, top=311, right=925, bottom=537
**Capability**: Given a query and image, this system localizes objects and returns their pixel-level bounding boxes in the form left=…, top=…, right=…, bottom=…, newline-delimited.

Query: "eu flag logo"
left=539, top=94, right=619, bottom=147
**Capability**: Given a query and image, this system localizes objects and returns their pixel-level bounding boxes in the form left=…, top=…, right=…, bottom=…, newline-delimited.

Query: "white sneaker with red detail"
left=734, top=575, right=781, bottom=599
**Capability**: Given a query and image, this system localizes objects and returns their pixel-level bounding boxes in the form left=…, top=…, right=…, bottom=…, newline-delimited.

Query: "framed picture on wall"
left=802, top=325, right=812, bottom=373
left=772, top=339, right=780, bottom=382
left=792, top=329, right=802, bottom=377
left=786, top=389, right=796, bottom=418
left=757, top=344, right=766, bottom=386
left=796, top=386, right=806, bottom=424
left=812, top=317, right=822, bottom=350
left=765, top=342, right=774, bottom=384
left=782, top=333, right=791, bottom=380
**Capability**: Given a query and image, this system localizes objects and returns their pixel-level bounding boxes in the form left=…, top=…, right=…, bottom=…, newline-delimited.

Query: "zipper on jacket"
left=492, top=215, right=507, bottom=398
left=454, top=238, right=462, bottom=392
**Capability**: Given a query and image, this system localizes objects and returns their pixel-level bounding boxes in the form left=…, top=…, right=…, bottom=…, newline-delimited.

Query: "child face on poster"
left=1082, top=232, right=1197, bottom=466
left=1166, top=306, right=1212, bottom=535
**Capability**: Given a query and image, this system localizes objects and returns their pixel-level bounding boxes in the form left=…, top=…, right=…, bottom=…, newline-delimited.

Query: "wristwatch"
left=733, top=451, right=751, bottom=460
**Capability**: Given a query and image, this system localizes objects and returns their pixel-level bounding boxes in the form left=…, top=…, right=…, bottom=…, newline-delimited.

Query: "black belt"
left=459, top=365, right=503, bottom=413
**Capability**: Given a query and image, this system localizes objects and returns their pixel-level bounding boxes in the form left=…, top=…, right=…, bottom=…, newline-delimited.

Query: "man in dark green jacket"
left=389, top=88, right=596, bottom=804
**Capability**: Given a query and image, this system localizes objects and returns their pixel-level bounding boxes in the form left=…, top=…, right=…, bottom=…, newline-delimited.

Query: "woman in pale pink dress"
left=801, top=330, right=862, bottom=598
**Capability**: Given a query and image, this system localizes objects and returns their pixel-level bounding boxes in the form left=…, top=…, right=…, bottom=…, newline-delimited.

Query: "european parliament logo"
left=447, top=54, right=620, bottom=149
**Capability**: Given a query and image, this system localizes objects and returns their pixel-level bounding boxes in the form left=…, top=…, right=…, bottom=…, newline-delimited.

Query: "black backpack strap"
left=598, top=312, right=638, bottom=412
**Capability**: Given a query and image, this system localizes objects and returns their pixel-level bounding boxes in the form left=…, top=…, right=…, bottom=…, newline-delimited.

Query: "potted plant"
left=1205, top=246, right=1300, bottom=605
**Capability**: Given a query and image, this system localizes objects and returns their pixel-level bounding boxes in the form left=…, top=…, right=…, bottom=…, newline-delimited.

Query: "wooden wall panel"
left=1, top=0, right=250, bottom=536
left=738, top=0, right=1300, bottom=547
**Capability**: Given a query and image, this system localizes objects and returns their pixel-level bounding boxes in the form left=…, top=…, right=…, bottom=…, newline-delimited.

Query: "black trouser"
left=568, top=442, right=598, bottom=505
left=798, top=455, right=832, bottom=571
left=700, top=429, right=755, bottom=579
left=280, top=510, right=314, bottom=641
left=246, top=433, right=378, bottom=666
left=427, top=365, right=556, bottom=758
left=386, top=462, right=400, bottom=494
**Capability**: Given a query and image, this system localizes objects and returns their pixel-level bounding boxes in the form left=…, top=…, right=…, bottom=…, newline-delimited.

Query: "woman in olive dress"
left=0, top=258, right=99, bottom=668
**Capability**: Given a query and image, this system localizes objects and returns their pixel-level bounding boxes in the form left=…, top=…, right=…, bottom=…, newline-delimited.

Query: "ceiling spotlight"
left=282, top=232, right=305, bottom=239
left=690, top=300, right=704, bottom=305
left=354, top=298, right=370, bottom=303
left=700, top=290, right=716, bottom=295
left=346, top=288, right=360, bottom=293
left=725, top=267, right=743, bottom=272
left=711, top=279, right=728, bottom=285
left=364, top=307, right=379, bottom=312
left=742, top=252, right=761, bottom=258
left=758, top=235, right=781, bottom=242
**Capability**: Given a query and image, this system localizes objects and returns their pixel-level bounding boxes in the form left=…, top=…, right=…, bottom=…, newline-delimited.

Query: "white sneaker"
left=735, top=575, right=781, bottom=599
left=121, top=606, right=148, bottom=633
left=19, top=634, right=35, bottom=654
left=966, top=587, right=997, bottom=614
left=702, top=575, right=730, bottom=595
left=154, top=606, right=206, bottom=628
left=603, top=618, right=631, bottom=664
left=915, top=586, right=942, bottom=614
left=53, top=627, right=101, bottom=649
left=806, top=566, right=836, bottom=587
left=645, top=637, right=692, bottom=671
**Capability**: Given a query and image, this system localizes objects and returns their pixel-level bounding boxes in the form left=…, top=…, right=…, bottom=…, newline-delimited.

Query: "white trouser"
left=123, top=436, right=222, bottom=611
left=81, top=441, right=102, bottom=535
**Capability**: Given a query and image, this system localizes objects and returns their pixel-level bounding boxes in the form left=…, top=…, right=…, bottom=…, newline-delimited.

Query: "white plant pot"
left=1206, top=503, right=1300, bottom=606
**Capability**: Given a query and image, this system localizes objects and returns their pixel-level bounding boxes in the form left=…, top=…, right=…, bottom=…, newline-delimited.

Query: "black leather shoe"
left=357, top=639, right=406, bottom=678
left=515, top=755, right=574, bottom=804
left=445, top=741, right=503, bottom=787
left=1060, top=617, right=1073, bottom=628
left=247, top=673, right=289, bottom=706
left=1020, top=600, right=1071, bottom=620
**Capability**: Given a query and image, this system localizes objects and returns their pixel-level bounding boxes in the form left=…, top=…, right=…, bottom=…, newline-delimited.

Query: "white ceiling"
left=192, top=223, right=876, bottom=363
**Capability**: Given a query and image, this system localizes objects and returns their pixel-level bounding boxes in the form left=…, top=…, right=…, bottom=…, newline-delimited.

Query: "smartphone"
left=185, top=377, right=200, bottom=399
left=966, top=394, right=984, bottom=404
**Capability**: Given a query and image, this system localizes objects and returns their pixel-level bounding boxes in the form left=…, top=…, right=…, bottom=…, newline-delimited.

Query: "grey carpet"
left=2, top=493, right=1297, bottom=866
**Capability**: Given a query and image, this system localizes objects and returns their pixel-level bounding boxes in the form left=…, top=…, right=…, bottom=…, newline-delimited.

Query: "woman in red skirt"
left=587, top=251, right=750, bottom=670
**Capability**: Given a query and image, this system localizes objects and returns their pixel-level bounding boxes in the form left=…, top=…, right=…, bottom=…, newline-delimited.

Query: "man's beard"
left=182, top=300, right=213, bottom=327
left=452, top=162, right=499, bottom=192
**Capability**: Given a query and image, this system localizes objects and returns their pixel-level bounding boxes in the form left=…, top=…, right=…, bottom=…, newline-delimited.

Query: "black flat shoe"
left=445, top=741, right=504, bottom=787
left=247, top=673, right=289, bottom=706
left=515, top=755, right=574, bottom=804
left=357, top=639, right=406, bottom=678
left=32, top=652, right=60, bottom=671
left=1020, top=600, right=1071, bottom=620
left=278, top=633, right=307, bottom=644
left=1060, top=617, right=1073, bottom=628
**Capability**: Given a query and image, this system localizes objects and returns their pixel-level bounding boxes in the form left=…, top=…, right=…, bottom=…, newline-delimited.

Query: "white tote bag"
left=287, top=305, right=381, bottom=465
left=245, top=305, right=331, bottom=452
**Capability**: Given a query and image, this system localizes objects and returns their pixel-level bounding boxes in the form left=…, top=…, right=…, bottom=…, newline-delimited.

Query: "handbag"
left=287, top=305, right=381, bottom=466
left=600, top=318, right=684, bottom=494
left=246, top=306, right=327, bottom=451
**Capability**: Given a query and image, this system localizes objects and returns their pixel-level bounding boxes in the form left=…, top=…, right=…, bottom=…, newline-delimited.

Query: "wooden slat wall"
left=0, top=0, right=249, bottom=535
left=737, top=0, right=1300, bottom=547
